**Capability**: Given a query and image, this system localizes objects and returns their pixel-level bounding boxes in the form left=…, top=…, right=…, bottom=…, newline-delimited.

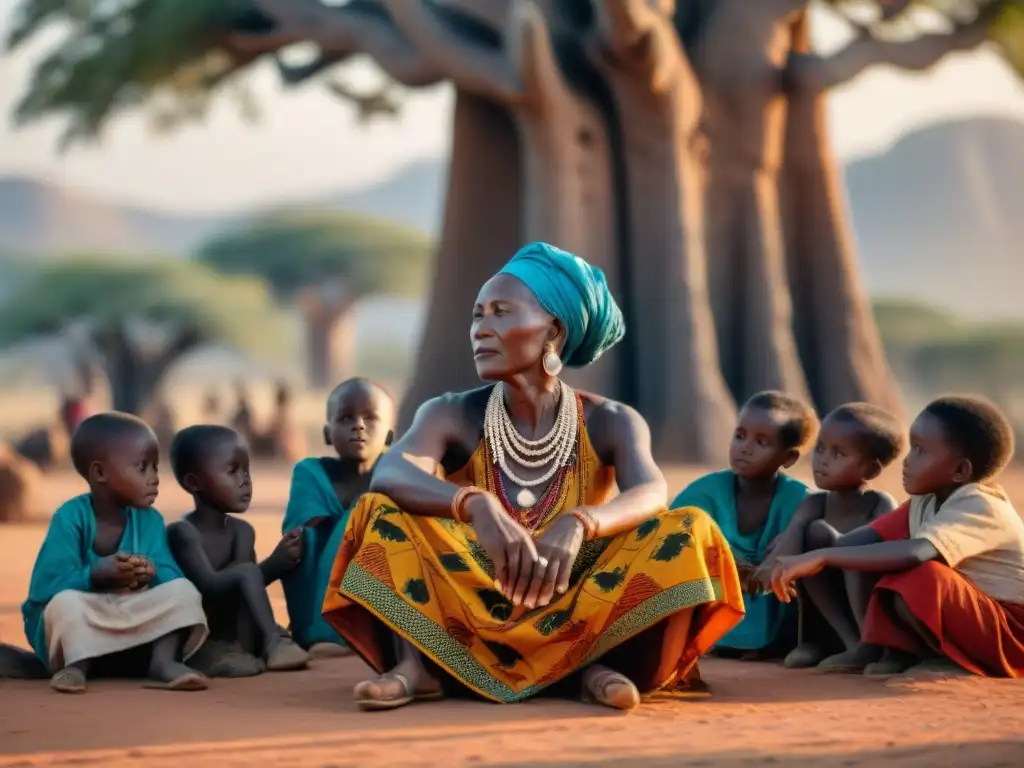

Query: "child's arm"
left=166, top=522, right=255, bottom=597
left=237, top=520, right=302, bottom=586
left=869, top=490, right=898, bottom=521
left=769, top=538, right=941, bottom=601
left=769, top=494, right=826, bottom=559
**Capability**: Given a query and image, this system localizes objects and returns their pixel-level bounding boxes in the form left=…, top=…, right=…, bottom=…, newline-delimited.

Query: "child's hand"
left=91, top=553, right=137, bottom=590
left=131, top=556, right=157, bottom=589
left=736, top=562, right=758, bottom=595
left=274, top=529, right=303, bottom=568
left=769, top=553, right=826, bottom=603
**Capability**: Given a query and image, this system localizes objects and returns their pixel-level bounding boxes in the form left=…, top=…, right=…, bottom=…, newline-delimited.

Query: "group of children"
left=9, top=378, right=1024, bottom=694
left=675, top=391, right=1024, bottom=678
left=15, top=378, right=394, bottom=693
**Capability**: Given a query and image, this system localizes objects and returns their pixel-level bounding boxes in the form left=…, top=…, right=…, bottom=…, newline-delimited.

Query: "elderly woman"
left=322, top=243, right=744, bottom=710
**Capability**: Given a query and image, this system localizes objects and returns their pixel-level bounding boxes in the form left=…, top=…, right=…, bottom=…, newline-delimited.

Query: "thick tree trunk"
left=397, top=91, right=523, bottom=432
left=304, top=309, right=358, bottom=389
left=94, top=325, right=201, bottom=416
left=781, top=10, right=903, bottom=416
left=692, top=0, right=810, bottom=404
left=592, top=3, right=736, bottom=462
left=510, top=15, right=621, bottom=399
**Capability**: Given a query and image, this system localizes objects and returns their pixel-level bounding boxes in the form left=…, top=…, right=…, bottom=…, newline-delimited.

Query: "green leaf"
left=475, top=588, right=513, bottom=621
left=371, top=516, right=408, bottom=543
left=651, top=532, right=691, bottom=562
left=534, top=610, right=571, bottom=637
left=402, top=578, right=430, bottom=605
left=467, top=539, right=496, bottom=580
left=635, top=518, right=661, bottom=541
left=591, top=568, right=626, bottom=593
left=198, top=210, right=433, bottom=300
left=438, top=553, right=471, bottom=573
left=483, top=640, right=523, bottom=669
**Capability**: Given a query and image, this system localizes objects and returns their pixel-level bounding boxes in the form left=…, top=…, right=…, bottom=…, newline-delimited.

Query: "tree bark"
left=385, top=0, right=622, bottom=405
left=590, top=0, right=735, bottom=462
left=397, top=91, right=523, bottom=431
left=780, top=8, right=903, bottom=416
left=93, top=325, right=201, bottom=415
left=690, top=0, right=810, bottom=404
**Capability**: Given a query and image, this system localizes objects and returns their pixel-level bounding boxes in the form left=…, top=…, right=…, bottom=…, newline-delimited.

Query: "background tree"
left=6, top=0, right=1021, bottom=460
left=0, top=257, right=287, bottom=414
left=197, top=211, right=433, bottom=388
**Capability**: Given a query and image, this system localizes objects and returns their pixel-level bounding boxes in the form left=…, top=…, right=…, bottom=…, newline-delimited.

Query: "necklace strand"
left=484, top=381, right=578, bottom=490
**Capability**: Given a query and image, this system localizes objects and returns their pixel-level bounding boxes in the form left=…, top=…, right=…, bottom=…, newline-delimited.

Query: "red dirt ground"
left=1, top=467, right=1022, bottom=766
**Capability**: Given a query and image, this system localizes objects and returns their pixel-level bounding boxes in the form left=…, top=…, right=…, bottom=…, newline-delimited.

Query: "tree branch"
left=380, top=0, right=520, bottom=100
left=323, top=80, right=401, bottom=121
left=505, top=0, right=569, bottom=107
left=592, top=0, right=683, bottom=93
left=437, top=0, right=511, bottom=31
left=787, top=3, right=1003, bottom=92
left=230, top=0, right=443, bottom=87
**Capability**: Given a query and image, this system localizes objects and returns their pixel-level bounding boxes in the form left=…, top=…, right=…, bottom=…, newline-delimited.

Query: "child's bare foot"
left=353, top=659, right=444, bottom=711
left=265, top=635, right=310, bottom=672
left=50, top=664, right=87, bottom=694
left=582, top=664, right=641, bottom=711
left=817, top=644, right=882, bottom=674
left=863, top=648, right=918, bottom=677
left=784, top=643, right=827, bottom=669
left=143, top=660, right=208, bottom=691
left=901, top=657, right=971, bottom=679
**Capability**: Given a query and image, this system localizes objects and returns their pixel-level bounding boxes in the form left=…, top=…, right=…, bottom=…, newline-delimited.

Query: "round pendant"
left=516, top=488, right=538, bottom=508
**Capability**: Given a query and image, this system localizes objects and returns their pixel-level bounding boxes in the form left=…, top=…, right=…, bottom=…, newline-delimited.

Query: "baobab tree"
left=6, top=0, right=1020, bottom=461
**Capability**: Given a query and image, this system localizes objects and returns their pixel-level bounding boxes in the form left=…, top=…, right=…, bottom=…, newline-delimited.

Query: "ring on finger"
left=538, top=557, right=549, bottom=568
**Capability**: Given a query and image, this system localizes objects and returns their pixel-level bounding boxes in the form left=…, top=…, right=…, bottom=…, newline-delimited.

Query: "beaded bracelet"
left=451, top=485, right=485, bottom=524
left=571, top=507, right=599, bottom=541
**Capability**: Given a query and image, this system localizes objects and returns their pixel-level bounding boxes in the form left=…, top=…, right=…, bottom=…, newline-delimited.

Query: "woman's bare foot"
left=582, top=664, right=641, bottom=711
left=353, top=659, right=444, bottom=711
left=50, top=664, right=88, bottom=694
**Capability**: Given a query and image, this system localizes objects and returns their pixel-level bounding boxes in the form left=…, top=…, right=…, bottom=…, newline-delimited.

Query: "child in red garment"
left=770, top=396, right=1024, bottom=677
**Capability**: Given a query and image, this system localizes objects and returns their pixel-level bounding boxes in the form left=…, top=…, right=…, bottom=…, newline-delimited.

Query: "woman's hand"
left=466, top=493, right=540, bottom=600
left=522, top=514, right=585, bottom=609
left=769, top=553, right=827, bottom=602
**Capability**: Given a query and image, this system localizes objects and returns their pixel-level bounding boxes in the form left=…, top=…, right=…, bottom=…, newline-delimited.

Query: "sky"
left=1, top=2, right=1023, bottom=214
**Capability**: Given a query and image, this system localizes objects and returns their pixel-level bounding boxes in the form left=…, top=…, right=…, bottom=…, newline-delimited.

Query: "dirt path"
left=1, top=657, right=1022, bottom=765
left=2, top=467, right=1023, bottom=765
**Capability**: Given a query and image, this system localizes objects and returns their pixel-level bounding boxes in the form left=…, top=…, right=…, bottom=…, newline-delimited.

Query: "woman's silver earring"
left=542, top=344, right=563, bottom=376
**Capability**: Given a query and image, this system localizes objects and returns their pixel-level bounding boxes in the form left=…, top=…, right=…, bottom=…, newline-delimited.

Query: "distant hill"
left=844, top=116, right=1021, bottom=319
left=1, top=117, right=1020, bottom=317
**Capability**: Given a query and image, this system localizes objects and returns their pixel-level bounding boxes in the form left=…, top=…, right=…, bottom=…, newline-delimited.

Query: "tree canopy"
left=0, top=255, right=287, bottom=355
left=6, top=0, right=1023, bottom=148
left=196, top=210, right=433, bottom=300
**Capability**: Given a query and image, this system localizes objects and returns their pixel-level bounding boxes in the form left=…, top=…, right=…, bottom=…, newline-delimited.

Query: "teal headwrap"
left=498, top=242, right=625, bottom=367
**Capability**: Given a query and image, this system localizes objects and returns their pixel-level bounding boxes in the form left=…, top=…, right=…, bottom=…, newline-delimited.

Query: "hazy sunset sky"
left=1, top=2, right=1023, bottom=213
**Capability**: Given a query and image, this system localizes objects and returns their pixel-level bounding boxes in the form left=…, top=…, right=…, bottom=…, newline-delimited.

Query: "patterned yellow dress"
left=322, top=412, right=744, bottom=703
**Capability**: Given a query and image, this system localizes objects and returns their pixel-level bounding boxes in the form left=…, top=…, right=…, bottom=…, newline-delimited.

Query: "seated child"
left=21, top=412, right=209, bottom=694
left=770, top=396, right=1024, bottom=677
left=167, top=425, right=310, bottom=676
left=672, top=390, right=818, bottom=657
left=281, top=378, right=395, bottom=655
left=758, top=404, right=902, bottom=669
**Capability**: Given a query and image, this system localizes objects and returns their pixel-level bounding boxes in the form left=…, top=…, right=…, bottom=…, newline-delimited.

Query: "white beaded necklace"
left=484, top=381, right=578, bottom=508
